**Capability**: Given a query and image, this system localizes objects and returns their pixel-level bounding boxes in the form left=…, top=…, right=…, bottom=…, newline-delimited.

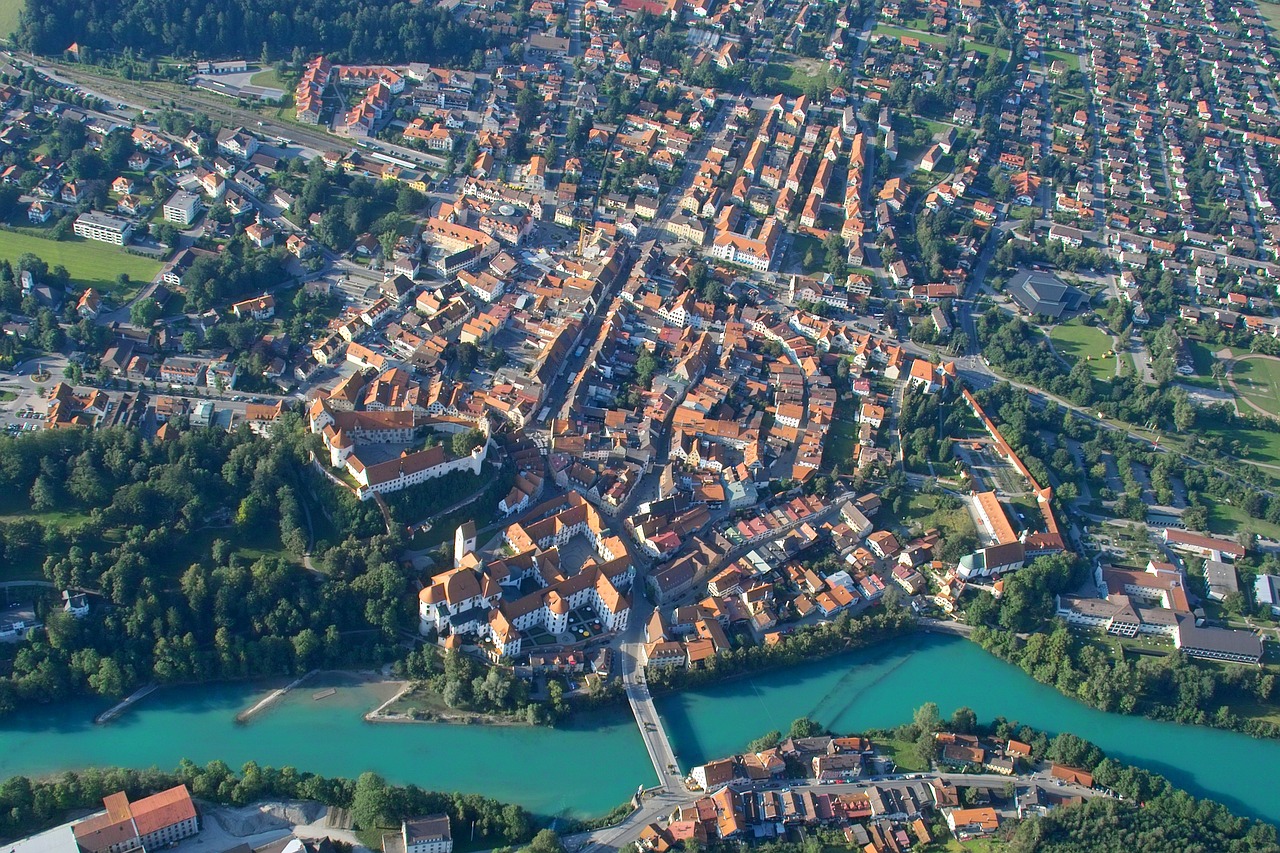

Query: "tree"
left=634, top=349, right=658, bottom=388
left=130, top=298, right=161, bottom=327
left=520, top=830, right=564, bottom=853
left=822, top=233, right=847, bottom=278
left=747, top=730, right=782, bottom=752
left=913, top=702, right=941, bottom=737
left=788, top=717, right=821, bottom=738
left=351, top=772, right=392, bottom=830
left=450, top=428, right=486, bottom=458
left=951, top=706, right=977, bottom=734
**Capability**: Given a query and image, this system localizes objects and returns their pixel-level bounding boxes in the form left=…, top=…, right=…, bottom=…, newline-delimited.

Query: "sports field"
left=1050, top=320, right=1114, bottom=381
left=1232, top=356, right=1280, bottom=417
left=0, top=230, right=163, bottom=296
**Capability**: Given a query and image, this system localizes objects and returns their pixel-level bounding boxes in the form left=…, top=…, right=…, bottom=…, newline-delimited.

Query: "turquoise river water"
left=1, top=633, right=1278, bottom=823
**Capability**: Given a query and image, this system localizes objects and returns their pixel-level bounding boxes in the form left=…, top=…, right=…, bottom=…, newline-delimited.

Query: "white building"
left=73, top=212, right=133, bottom=245
left=163, top=191, right=202, bottom=226
left=400, top=817, right=452, bottom=853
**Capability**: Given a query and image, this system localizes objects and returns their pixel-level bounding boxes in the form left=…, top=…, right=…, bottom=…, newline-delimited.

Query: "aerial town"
left=3, top=0, right=1280, bottom=847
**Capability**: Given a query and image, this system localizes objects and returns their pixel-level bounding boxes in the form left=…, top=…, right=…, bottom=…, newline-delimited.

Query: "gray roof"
left=1255, top=574, right=1280, bottom=606
left=1204, top=559, right=1239, bottom=599
left=5, top=825, right=80, bottom=853
left=403, top=816, right=451, bottom=845
left=1175, top=616, right=1262, bottom=659
left=1007, top=269, right=1081, bottom=319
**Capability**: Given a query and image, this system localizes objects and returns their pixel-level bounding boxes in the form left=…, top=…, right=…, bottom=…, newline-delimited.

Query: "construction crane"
left=578, top=222, right=589, bottom=256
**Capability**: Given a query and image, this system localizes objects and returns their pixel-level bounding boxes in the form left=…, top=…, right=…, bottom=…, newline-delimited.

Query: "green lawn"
left=763, top=58, right=832, bottom=97
left=0, top=0, right=20, bottom=41
left=1232, top=357, right=1280, bottom=416
left=875, top=24, right=949, bottom=46
left=790, top=232, right=827, bottom=273
left=249, top=68, right=290, bottom=90
left=969, top=40, right=1012, bottom=63
left=822, top=417, right=858, bottom=470
left=1208, top=500, right=1280, bottom=542
left=0, top=230, right=163, bottom=298
left=878, top=736, right=931, bottom=773
left=944, top=840, right=1006, bottom=852
left=1201, top=420, right=1280, bottom=466
left=0, top=0, right=21, bottom=41
left=1260, top=0, right=1280, bottom=33
left=1043, top=49, right=1081, bottom=72
left=1050, top=320, right=1114, bottom=382
left=882, top=492, right=977, bottom=543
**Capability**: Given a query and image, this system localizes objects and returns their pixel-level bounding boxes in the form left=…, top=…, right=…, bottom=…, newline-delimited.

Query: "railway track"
left=19, top=54, right=447, bottom=169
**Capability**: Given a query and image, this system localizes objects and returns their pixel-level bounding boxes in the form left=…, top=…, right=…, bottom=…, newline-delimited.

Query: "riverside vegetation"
left=965, top=552, right=1280, bottom=738
left=0, top=763, right=535, bottom=847
left=391, top=646, right=625, bottom=726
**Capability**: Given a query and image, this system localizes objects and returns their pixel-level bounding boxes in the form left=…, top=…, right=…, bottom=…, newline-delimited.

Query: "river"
left=1, top=634, right=1278, bottom=824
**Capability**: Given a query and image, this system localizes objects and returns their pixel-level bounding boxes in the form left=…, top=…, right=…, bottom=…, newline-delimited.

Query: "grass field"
left=790, top=232, right=826, bottom=274
left=1043, top=49, right=1082, bottom=72
left=1233, top=356, right=1280, bottom=416
left=822, top=417, right=858, bottom=469
left=1050, top=320, right=1114, bottom=382
left=249, top=68, right=290, bottom=90
left=874, top=24, right=949, bottom=46
left=1209, top=500, right=1280, bottom=542
left=0, top=230, right=163, bottom=297
left=763, top=58, right=832, bottom=97
left=1260, top=0, right=1280, bottom=33
left=877, top=736, right=931, bottom=773
left=0, top=0, right=21, bottom=41
left=945, top=839, right=1007, bottom=852
left=1201, top=420, right=1280, bottom=466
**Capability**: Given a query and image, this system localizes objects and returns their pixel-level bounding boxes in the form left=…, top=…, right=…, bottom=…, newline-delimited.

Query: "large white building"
left=163, top=190, right=201, bottom=226
left=309, top=400, right=490, bottom=500
left=73, top=786, right=199, bottom=853
left=418, top=494, right=632, bottom=659
left=73, top=212, right=133, bottom=245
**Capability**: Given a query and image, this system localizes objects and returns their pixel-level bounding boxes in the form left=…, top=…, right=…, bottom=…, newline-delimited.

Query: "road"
left=618, top=641, right=683, bottom=789
left=955, top=359, right=1280, bottom=495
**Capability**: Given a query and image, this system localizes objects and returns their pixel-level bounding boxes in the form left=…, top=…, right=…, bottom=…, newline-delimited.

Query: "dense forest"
left=0, top=762, right=534, bottom=846
left=0, top=415, right=416, bottom=714
left=17, top=0, right=500, bottom=65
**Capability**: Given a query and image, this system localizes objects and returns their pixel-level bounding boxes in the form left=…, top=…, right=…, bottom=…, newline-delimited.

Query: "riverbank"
left=365, top=680, right=533, bottom=727
left=9, top=635, right=1280, bottom=823
left=646, top=608, right=918, bottom=696
left=236, top=671, right=318, bottom=724
left=971, top=624, right=1280, bottom=741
